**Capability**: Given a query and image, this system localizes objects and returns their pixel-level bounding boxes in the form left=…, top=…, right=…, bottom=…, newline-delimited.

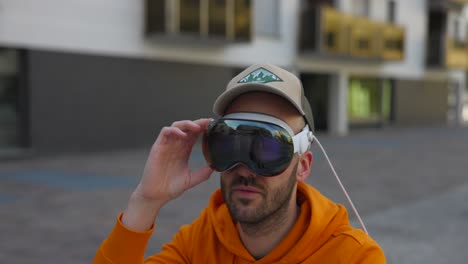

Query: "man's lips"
left=232, top=186, right=262, bottom=194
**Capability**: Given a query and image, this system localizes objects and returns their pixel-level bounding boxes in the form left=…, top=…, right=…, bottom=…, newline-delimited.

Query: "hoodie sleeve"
left=93, top=213, right=192, bottom=264
left=349, top=242, right=387, bottom=264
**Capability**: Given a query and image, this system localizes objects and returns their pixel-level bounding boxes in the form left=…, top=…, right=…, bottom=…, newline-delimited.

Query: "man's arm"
left=93, top=119, right=214, bottom=264
left=93, top=213, right=153, bottom=264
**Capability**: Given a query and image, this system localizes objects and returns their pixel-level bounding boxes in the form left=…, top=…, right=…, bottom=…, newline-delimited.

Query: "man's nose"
left=229, top=163, right=256, bottom=177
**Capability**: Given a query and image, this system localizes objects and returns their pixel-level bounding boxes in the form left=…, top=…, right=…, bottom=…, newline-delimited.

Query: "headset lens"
left=202, top=119, right=294, bottom=176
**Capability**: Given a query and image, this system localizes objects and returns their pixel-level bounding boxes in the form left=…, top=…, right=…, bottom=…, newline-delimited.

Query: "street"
left=0, top=125, right=467, bottom=263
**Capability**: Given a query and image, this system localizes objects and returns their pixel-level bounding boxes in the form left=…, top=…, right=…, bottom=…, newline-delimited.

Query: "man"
left=93, top=64, right=386, bottom=263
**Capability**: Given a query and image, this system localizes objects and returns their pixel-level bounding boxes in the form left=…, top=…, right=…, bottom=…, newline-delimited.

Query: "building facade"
left=0, top=0, right=466, bottom=153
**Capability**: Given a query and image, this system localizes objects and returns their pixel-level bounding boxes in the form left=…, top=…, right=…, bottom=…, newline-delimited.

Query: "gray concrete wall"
left=28, top=50, right=233, bottom=153
left=394, top=79, right=449, bottom=125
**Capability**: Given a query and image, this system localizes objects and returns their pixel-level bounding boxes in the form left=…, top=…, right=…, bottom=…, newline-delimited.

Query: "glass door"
left=348, top=77, right=393, bottom=126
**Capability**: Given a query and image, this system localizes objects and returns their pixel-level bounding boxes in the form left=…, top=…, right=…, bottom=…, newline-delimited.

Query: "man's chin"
left=231, top=206, right=260, bottom=223
left=231, top=196, right=263, bottom=212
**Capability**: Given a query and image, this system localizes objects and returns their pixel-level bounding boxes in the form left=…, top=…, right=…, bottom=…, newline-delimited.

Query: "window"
left=145, top=0, right=251, bottom=41
left=384, top=38, right=403, bottom=51
left=180, top=0, right=201, bottom=34
left=146, top=0, right=166, bottom=34
left=234, top=0, right=251, bottom=40
left=209, top=0, right=226, bottom=37
left=348, top=78, right=393, bottom=124
left=326, top=33, right=336, bottom=49
left=348, top=78, right=380, bottom=122
left=357, top=38, right=369, bottom=50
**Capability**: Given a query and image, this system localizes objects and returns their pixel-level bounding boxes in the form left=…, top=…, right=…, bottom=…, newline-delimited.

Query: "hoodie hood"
left=207, top=181, right=351, bottom=263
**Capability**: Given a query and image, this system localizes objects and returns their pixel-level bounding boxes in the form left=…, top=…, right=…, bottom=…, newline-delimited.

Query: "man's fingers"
left=170, top=118, right=213, bottom=133
left=161, top=126, right=187, bottom=137
left=171, top=120, right=203, bottom=132
left=158, top=126, right=188, bottom=144
left=193, top=118, right=213, bottom=129
left=189, top=165, right=214, bottom=188
left=156, top=118, right=213, bottom=159
left=170, top=118, right=213, bottom=144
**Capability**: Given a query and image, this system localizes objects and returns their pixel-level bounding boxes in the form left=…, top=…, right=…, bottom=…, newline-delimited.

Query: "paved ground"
left=0, top=125, right=467, bottom=263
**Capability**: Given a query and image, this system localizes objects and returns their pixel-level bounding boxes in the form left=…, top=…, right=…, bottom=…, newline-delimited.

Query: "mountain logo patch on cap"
left=238, top=68, right=283, bottom=84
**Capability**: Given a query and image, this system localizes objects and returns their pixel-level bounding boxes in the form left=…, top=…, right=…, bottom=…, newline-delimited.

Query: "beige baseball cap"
left=213, top=64, right=315, bottom=131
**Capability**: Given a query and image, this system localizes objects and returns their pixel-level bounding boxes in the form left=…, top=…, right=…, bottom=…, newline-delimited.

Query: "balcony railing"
left=301, top=6, right=405, bottom=61
left=349, top=16, right=380, bottom=58
left=381, top=24, right=405, bottom=60
left=321, top=7, right=349, bottom=55
left=445, top=38, right=468, bottom=69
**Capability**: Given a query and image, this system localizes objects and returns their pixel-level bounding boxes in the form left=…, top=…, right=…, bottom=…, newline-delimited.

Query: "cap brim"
left=213, top=83, right=306, bottom=116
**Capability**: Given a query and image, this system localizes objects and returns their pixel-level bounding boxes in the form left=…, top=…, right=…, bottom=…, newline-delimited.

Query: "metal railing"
left=301, top=6, right=405, bottom=61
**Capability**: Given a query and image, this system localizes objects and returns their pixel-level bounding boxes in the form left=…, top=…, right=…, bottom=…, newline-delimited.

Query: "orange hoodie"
left=94, top=182, right=385, bottom=263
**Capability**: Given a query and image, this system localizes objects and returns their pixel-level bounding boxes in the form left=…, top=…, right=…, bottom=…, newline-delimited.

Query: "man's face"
left=220, top=157, right=299, bottom=224
left=219, top=92, right=306, bottom=224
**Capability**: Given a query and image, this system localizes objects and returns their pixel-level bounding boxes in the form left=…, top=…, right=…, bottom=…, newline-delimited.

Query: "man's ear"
left=297, top=151, right=313, bottom=182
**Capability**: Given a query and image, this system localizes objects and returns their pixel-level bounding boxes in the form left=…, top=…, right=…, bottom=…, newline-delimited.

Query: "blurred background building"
left=0, top=0, right=467, bottom=154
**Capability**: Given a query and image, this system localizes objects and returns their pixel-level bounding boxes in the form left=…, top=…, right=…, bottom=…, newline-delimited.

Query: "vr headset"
left=202, top=112, right=313, bottom=176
